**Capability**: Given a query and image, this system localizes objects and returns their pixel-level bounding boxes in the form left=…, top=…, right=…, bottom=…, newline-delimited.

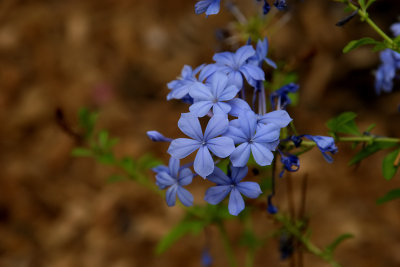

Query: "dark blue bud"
left=146, top=131, right=172, bottom=142
left=273, top=0, right=287, bottom=11
left=267, top=195, right=278, bottom=214
left=201, top=248, right=213, bottom=267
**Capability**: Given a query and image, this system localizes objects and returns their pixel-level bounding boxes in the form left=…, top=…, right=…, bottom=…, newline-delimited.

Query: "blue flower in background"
left=167, top=65, right=204, bottom=101
left=153, top=157, right=194, bottom=207
left=279, top=151, right=300, bottom=177
left=375, top=49, right=400, bottom=95
left=251, top=37, right=277, bottom=69
left=391, top=22, right=400, bottom=37
left=304, top=135, right=338, bottom=163
left=270, top=83, right=299, bottom=110
left=213, top=45, right=265, bottom=89
left=274, top=0, right=287, bottom=10
left=201, top=248, right=213, bottom=267
left=224, top=110, right=281, bottom=167
left=195, top=0, right=221, bottom=16
left=204, top=165, right=262, bottom=215
left=146, top=130, right=172, bottom=142
left=189, top=72, right=240, bottom=117
left=168, top=113, right=235, bottom=178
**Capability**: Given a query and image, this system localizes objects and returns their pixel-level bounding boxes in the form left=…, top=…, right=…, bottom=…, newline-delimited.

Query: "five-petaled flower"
left=153, top=157, right=194, bottom=207
left=168, top=113, right=235, bottom=178
left=204, top=165, right=262, bottom=215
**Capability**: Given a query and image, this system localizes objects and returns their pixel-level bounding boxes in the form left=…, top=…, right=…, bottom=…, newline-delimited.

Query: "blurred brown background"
left=0, top=0, right=399, bottom=266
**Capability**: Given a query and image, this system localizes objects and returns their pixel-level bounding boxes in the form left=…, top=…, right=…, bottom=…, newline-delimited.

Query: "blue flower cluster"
left=375, top=23, right=400, bottom=95
left=195, top=0, right=287, bottom=16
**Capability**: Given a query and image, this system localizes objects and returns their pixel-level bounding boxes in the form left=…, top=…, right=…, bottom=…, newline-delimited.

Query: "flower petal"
left=228, top=188, right=245, bottom=216
left=178, top=113, right=203, bottom=140
left=236, top=182, right=262, bottom=198
left=253, top=124, right=280, bottom=143
left=212, top=102, right=231, bottom=116
left=234, top=45, right=256, bottom=66
left=204, top=115, right=229, bottom=140
left=230, top=142, right=251, bottom=167
left=218, top=85, right=239, bottom=101
left=228, top=71, right=243, bottom=89
left=204, top=185, right=232, bottom=204
left=258, top=110, right=292, bottom=128
left=194, top=146, right=215, bottom=178
left=206, top=166, right=231, bottom=185
left=230, top=166, right=248, bottom=183
left=178, top=168, right=194, bottom=186
left=168, top=157, right=180, bottom=178
left=189, top=101, right=214, bottom=117
left=240, top=64, right=265, bottom=81
left=227, top=98, right=251, bottom=117
left=207, top=136, right=235, bottom=158
left=189, top=82, right=213, bottom=101
left=213, top=51, right=235, bottom=66
left=177, top=186, right=194, bottom=207
left=238, top=110, right=257, bottom=139
left=156, top=172, right=175, bottom=188
left=210, top=72, right=229, bottom=97
left=168, top=138, right=201, bottom=159
left=166, top=184, right=178, bottom=207
left=251, top=143, right=274, bottom=166
left=224, top=125, right=248, bottom=144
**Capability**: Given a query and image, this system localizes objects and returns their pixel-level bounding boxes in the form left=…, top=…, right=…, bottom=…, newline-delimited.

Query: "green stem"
left=217, top=222, right=238, bottom=267
left=275, top=214, right=341, bottom=267
left=345, top=1, right=398, bottom=51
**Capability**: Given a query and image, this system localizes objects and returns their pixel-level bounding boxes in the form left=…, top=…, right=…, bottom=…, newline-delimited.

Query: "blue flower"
left=167, top=65, right=204, bottom=101
left=213, top=45, right=265, bottom=89
left=375, top=49, right=400, bottom=95
left=146, top=130, right=172, bottom=142
left=270, top=83, right=299, bottom=110
left=304, top=135, right=338, bottom=163
left=391, top=22, right=400, bottom=37
left=224, top=110, right=281, bottom=167
left=168, top=113, right=235, bottom=178
left=204, top=165, right=262, bottom=215
left=153, top=157, right=194, bottom=207
left=279, top=151, right=300, bottom=177
left=251, top=37, right=277, bottom=69
left=273, top=0, right=287, bottom=10
left=189, top=72, right=240, bottom=117
left=195, top=0, right=221, bottom=16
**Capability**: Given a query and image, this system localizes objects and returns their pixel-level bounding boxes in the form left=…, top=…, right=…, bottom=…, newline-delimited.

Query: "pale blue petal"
left=265, top=58, right=277, bottom=69
left=213, top=52, right=235, bottom=66
left=193, top=64, right=205, bottom=75
left=258, top=110, right=292, bottom=128
left=224, top=125, right=247, bottom=144
left=234, top=45, right=256, bottom=66
left=218, top=85, right=239, bottom=101
left=168, top=138, right=201, bottom=159
left=238, top=110, right=258, bottom=139
left=229, top=119, right=240, bottom=128
left=210, top=72, right=228, bottom=97
left=177, top=187, right=194, bottom=207
left=206, top=0, right=221, bottom=15
left=156, top=172, right=176, bottom=188
left=228, top=71, right=243, bottom=89
left=251, top=143, right=274, bottom=166
left=153, top=165, right=169, bottom=174
left=240, top=64, right=265, bottom=81
left=166, top=184, right=178, bottom=207
left=169, top=157, right=180, bottom=178
left=195, top=0, right=211, bottom=14
left=253, top=124, right=281, bottom=143
left=194, top=146, right=215, bottom=178
left=265, top=139, right=280, bottom=151
left=204, top=185, right=232, bottom=204
left=189, top=101, right=214, bottom=117
left=178, top=113, right=203, bottom=140
left=227, top=98, right=251, bottom=117
left=230, top=166, right=248, bottom=183
left=204, top=115, right=229, bottom=140
left=189, top=83, right=213, bottom=101
left=207, top=137, right=235, bottom=158
left=199, top=64, right=218, bottom=82
left=178, top=168, right=194, bottom=186
left=236, top=182, right=262, bottom=198
left=212, top=102, right=231, bottom=115
left=228, top=188, right=245, bottom=216
left=206, top=166, right=231, bottom=185
left=230, top=142, right=251, bottom=167
left=181, top=65, right=193, bottom=78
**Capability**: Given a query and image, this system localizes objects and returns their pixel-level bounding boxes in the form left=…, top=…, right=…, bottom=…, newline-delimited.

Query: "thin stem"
left=217, top=222, right=238, bottom=267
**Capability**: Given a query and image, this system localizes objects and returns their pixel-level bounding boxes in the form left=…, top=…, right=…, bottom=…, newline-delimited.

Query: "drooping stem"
left=217, top=222, right=238, bottom=267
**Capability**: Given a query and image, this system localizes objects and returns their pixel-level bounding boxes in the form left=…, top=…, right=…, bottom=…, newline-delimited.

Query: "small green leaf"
left=119, top=157, right=137, bottom=176
left=325, top=233, right=354, bottom=254
left=78, top=108, right=98, bottom=138
left=107, top=174, right=128, bottom=183
left=326, top=112, right=361, bottom=136
left=71, top=147, right=92, bottom=157
left=376, top=189, right=400, bottom=205
left=96, top=153, right=115, bottom=164
left=365, top=0, right=376, bottom=9
left=382, top=149, right=400, bottom=180
left=365, top=123, right=376, bottom=133
left=156, top=220, right=205, bottom=255
left=358, top=0, right=366, bottom=10
left=349, top=142, right=397, bottom=165
left=343, top=37, right=379, bottom=53
left=98, top=130, right=109, bottom=148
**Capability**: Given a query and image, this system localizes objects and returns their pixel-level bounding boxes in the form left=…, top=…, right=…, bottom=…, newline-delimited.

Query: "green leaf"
left=382, top=149, right=400, bottom=180
left=119, top=157, right=137, bottom=176
left=71, top=147, right=92, bottom=157
left=365, top=0, right=376, bottom=9
left=349, top=142, right=397, bottom=165
left=376, top=189, right=400, bottom=205
left=98, top=130, right=109, bottom=148
left=78, top=108, right=98, bottom=138
left=107, top=174, right=128, bottom=183
left=325, top=233, right=354, bottom=254
left=358, top=0, right=366, bottom=10
left=326, top=112, right=361, bottom=136
left=138, top=154, right=163, bottom=170
left=343, top=37, right=379, bottom=53
left=96, top=153, right=115, bottom=164
left=240, top=229, right=261, bottom=250
left=155, top=220, right=205, bottom=255
left=365, top=123, right=376, bottom=133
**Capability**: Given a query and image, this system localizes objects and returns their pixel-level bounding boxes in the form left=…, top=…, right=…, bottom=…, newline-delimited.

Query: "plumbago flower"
left=224, top=110, right=290, bottom=167
left=153, top=157, right=194, bottom=207
left=167, top=65, right=204, bottom=101
left=168, top=113, right=235, bottom=178
left=270, top=83, right=299, bottom=109
left=195, top=0, right=220, bottom=16
left=204, top=165, right=262, bottom=215
left=189, top=72, right=240, bottom=117
left=304, top=135, right=338, bottom=163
